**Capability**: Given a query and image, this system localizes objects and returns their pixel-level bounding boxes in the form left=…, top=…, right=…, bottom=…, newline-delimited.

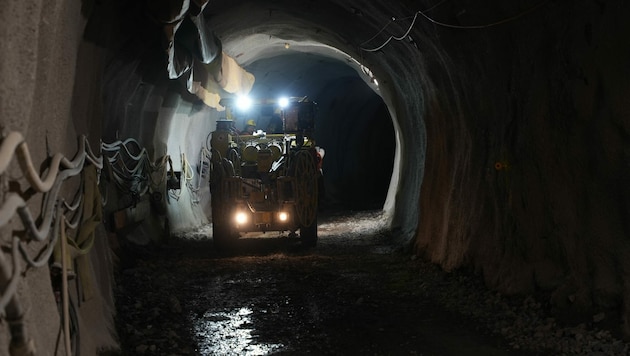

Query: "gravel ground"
left=109, top=210, right=630, bottom=355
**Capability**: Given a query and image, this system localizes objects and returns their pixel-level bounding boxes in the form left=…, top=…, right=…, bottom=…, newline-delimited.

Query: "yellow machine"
left=209, top=97, right=321, bottom=247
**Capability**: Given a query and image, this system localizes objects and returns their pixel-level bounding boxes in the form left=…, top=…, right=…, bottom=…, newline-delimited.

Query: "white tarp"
left=149, top=0, right=255, bottom=110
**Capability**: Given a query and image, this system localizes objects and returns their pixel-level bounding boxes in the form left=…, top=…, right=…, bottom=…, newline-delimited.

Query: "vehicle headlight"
left=235, top=212, right=248, bottom=225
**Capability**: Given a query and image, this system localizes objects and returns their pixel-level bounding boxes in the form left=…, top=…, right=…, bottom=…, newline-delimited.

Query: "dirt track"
left=111, top=211, right=619, bottom=355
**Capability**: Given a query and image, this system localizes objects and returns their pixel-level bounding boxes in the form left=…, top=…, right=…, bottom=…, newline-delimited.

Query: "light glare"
left=236, top=95, right=252, bottom=111
left=278, top=97, right=289, bottom=108
left=278, top=212, right=288, bottom=222
left=235, top=212, right=247, bottom=225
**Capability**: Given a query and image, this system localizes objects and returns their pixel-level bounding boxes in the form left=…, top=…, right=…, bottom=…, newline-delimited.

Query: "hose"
left=0, top=131, right=104, bottom=355
left=195, top=147, right=211, bottom=191
left=17, top=155, right=84, bottom=243
left=60, top=215, right=71, bottom=356
left=0, top=237, right=35, bottom=356
left=101, top=138, right=170, bottom=202
left=1, top=132, right=69, bottom=193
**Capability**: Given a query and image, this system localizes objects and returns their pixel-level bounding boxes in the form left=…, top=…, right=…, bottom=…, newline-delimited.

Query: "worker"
left=241, top=119, right=256, bottom=135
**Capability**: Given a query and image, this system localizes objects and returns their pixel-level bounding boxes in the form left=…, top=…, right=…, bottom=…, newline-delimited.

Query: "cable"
left=0, top=237, right=21, bottom=314
left=18, top=157, right=84, bottom=243
left=0, top=132, right=78, bottom=193
left=417, top=0, right=550, bottom=29
left=182, top=153, right=203, bottom=204
left=0, top=130, right=105, bottom=356
left=196, top=147, right=211, bottom=191
left=360, top=0, right=550, bottom=52
left=359, top=0, right=450, bottom=47
left=102, top=138, right=163, bottom=200
left=182, top=153, right=194, bottom=181
left=60, top=215, right=71, bottom=356
left=361, top=12, right=421, bottom=52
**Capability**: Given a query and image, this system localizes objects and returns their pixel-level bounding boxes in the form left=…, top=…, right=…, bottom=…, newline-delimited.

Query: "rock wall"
left=414, top=0, right=630, bottom=334
left=0, top=0, right=117, bottom=354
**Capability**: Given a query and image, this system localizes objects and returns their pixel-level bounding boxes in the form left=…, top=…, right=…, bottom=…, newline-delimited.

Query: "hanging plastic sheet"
left=148, top=0, right=254, bottom=110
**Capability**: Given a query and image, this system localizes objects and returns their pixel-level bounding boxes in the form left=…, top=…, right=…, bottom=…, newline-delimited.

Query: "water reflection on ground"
left=191, top=307, right=284, bottom=355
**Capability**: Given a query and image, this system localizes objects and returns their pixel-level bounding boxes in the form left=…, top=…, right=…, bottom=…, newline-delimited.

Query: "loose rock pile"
left=412, top=258, right=629, bottom=355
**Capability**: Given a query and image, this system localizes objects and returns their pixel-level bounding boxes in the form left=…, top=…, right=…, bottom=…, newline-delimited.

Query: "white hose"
left=0, top=131, right=105, bottom=356
left=0, top=194, right=26, bottom=227
left=0, top=132, right=24, bottom=174
left=0, top=237, right=21, bottom=313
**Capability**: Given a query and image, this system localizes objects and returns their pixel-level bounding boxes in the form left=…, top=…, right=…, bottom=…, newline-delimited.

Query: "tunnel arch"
left=93, top=0, right=432, bottom=239
left=5, top=1, right=630, bottom=354
left=220, top=34, right=399, bottom=212
left=206, top=3, right=433, bottom=244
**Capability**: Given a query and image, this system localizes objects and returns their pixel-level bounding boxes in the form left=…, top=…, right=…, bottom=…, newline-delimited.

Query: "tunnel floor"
left=108, top=211, right=625, bottom=355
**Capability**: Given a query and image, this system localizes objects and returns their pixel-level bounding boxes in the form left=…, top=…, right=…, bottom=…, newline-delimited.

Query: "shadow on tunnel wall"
left=315, top=77, right=395, bottom=211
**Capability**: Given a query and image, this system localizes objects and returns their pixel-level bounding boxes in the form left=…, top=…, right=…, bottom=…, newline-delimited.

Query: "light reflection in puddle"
left=193, top=307, right=284, bottom=355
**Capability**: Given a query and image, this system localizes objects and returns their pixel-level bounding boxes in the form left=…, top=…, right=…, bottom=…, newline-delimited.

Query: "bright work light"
left=278, top=97, right=289, bottom=109
left=236, top=95, right=252, bottom=111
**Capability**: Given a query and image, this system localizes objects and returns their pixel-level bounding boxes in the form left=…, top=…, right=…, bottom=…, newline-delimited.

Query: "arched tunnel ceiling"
left=223, top=41, right=395, bottom=211
left=208, top=6, right=397, bottom=211
left=241, top=50, right=371, bottom=101
left=205, top=0, right=388, bottom=101
left=199, top=0, right=413, bottom=222
left=97, top=0, right=398, bottom=211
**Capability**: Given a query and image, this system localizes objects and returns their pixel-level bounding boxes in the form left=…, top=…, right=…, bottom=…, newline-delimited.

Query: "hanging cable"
left=360, top=0, right=551, bottom=52
left=181, top=153, right=202, bottom=204
left=359, top=0, right=450, bottom=47
left=182, top=153, right=194, bottom=182
left=0, top=130, right=101, bottom=356
left=60, top=215, right=71, bottom=356
left=196, top=147, right=211, bottom=191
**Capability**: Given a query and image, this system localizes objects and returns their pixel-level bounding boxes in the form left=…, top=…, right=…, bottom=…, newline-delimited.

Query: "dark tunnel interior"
left=244, top=53, right=396, bottom=210
left=3, top=0, right=630, bottom=354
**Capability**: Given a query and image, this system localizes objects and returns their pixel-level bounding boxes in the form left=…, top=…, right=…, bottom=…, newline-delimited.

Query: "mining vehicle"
left=209, top=97, right=321, bottom=247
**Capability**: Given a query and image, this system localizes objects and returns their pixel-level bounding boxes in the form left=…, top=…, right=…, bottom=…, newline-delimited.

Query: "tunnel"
left=0, top=0, right=629, bottom=354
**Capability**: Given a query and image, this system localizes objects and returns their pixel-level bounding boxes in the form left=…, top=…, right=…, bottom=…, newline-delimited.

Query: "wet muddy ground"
left=111, top=211, right=627, bottom=355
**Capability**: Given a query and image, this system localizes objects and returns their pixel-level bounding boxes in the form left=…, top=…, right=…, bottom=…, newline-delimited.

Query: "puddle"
left=192, top=307, right=284, bottom=355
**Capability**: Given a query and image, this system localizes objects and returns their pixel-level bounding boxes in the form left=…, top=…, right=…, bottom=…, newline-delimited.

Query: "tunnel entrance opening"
left=89, top=0, right=402, bottom=243
left=222, top=38, right=397, bottom=212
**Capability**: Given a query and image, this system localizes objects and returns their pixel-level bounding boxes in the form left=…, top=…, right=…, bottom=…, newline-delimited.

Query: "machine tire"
left=292, top=151, right=318, bottom=223
left=212, top=214, right=236, bottom=250
left=292, top=149, right=318, bottom=247
left=300, top=216, right=318, bottom=247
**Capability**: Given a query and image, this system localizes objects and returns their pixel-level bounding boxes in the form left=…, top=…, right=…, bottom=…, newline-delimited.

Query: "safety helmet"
left=246, top=119, right=256, bottom=126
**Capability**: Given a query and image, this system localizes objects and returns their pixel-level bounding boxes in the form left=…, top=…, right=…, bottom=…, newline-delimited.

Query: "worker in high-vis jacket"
left=241, top=119, right=256, bottom=135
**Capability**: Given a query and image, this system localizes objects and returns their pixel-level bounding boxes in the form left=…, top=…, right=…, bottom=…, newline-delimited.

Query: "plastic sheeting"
left=148, top=0, right=254, bottom=110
